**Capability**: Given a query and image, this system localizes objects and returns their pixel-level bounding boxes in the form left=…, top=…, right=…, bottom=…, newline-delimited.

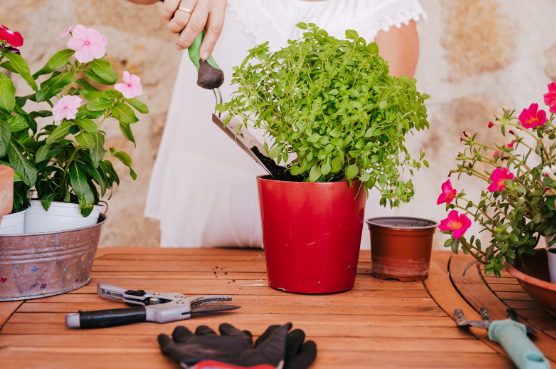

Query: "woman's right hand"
left=162, top=0, right=227, bottom=60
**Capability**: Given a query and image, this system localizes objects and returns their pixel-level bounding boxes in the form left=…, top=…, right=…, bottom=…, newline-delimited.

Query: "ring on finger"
left=178, top=6, right=193, bottom=14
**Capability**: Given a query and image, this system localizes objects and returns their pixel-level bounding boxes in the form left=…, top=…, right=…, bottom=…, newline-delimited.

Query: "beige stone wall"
left=3, top=0, right=556, bottom=249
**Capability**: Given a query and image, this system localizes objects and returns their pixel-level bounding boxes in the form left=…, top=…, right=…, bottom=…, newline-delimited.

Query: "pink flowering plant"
left=439, top=84, right=556, bottom=277
left=0, top=25, right=148, bottom=215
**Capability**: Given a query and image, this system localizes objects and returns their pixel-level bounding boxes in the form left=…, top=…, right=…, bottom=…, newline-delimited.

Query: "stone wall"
left=2, top=0, right=556, bottom=249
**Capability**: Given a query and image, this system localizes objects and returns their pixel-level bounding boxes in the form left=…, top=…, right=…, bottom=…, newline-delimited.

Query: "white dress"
left=145, top=0, right=427, bottom=248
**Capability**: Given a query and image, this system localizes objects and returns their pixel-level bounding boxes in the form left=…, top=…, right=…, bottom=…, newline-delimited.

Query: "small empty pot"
left=367, top=217, right=438, bottom=282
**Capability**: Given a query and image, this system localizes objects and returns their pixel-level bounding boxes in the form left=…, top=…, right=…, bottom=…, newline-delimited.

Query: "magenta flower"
left=487, top=168, right=514, bottom=192
left=439, top=210, right=472, bottom=239
left=57, top=26, right=75, bottom=40
left=545, top=82, right=556, bottom=114
left=519, top=103, right=546, bottom=129
left=115, top=71, right=142, bottom=99
left=493, top=151, right=501, bottom=158
left=67, top=25, right=107, bottom=63
left=53, top=96, right=82, bottom=122
left=0, top=25, right=23, bottom=48
left=507, top=142, right=514, bottom=148
left=488, top=121, right=494, bottom=128
left=437, top=180, right=457, bottom=205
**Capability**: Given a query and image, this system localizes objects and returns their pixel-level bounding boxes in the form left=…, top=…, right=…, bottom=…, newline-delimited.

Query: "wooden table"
left=0, top=248, right=555, bottom=368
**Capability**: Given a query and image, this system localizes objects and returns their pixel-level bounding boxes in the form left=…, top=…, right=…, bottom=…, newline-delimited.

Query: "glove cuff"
left=192, top=360, right=278, bottom=369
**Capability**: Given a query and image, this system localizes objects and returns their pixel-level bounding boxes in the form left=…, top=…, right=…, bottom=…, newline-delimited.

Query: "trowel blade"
left=191, top=304, right=241, bottom=314
left=211, top=114, right=274, bottom=177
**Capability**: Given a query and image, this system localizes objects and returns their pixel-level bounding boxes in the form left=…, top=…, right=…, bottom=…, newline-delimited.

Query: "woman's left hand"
left=162, top=0, right=227, bottom=60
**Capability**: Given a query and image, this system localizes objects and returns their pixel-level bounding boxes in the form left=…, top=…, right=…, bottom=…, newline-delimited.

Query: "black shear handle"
left=77, top=306, right=146, bottom=328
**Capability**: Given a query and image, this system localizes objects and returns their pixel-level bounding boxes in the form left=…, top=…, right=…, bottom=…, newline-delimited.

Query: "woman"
left=128, top=0, right=426, bottom=247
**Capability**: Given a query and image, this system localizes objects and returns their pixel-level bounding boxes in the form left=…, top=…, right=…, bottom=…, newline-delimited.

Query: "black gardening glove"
left=158, top=323, right=316, bottom=369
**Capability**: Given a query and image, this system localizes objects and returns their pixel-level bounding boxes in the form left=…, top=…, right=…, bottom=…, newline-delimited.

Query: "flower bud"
left=542, top=167, right=556, bottom=181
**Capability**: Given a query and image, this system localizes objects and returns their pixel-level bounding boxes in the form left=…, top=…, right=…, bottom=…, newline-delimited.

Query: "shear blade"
left=191, top=304, right=241, bottom=314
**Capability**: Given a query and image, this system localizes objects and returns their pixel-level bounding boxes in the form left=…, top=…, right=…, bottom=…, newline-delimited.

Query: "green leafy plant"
left=218, top=23, right=430, bottom=207
left=0, top=25, right=148, bottom=215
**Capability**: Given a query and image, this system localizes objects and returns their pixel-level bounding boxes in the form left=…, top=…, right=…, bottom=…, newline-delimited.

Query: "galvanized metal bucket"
left=0, top=214, right=107, bottom=301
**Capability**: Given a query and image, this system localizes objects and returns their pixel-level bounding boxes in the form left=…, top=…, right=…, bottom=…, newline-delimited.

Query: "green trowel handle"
left=158, top=0, right=224, bottom=89
left=488, top=320, right=549, bottom=369
left=186, top=31, right=225, bottom=90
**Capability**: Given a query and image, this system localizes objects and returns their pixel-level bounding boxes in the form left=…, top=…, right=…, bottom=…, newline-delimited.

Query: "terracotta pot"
left=504, top=249, right=556, bottom=317
left=0, top=166, right=14, bottom=219
left=366, top=217, right=438, bottom=281
left=257, top=175, right=366, bottom=294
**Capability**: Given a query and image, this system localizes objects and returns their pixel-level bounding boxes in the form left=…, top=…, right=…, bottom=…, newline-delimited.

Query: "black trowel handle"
left=159, top=0, right=225, bottom=89
left=65, top=307, right=147, bottom=329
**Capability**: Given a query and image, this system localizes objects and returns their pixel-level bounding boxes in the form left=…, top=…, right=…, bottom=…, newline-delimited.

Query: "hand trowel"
left=186, top=31, right=275, bottom=177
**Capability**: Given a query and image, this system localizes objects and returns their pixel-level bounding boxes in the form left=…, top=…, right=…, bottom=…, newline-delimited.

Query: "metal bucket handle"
left=99, top=200, right=108, bottom=214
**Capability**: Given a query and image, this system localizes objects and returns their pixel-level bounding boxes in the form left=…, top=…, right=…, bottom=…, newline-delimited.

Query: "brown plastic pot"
left=0, top=165, right=14, bottom=219
left=366, top=217, right=438, bottom=281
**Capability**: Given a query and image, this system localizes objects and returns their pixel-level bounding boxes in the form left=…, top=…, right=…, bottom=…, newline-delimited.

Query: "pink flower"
left=67, top=25, right=107, bottom=63
left=439, top=210, right=472, bottom=239
left=519, top=103, right=546, bottom=129
left=545, top=82, right=556, bottom=108
left=507, top=142, right=514, bottom=148
left=487, top=167, right=514, bottom=193
left=52, top=95, right=82, bottom=122
left=437, top=180, right=457, bottom=205
left=493, top=151, right=501, bottom=158
left=0, top=25, right=23, bottom=47
left=115, top=71, right=142, bottom=99
left=488, top=121, right=494, bottom=128
left=57, top=26, right=75, bottom=40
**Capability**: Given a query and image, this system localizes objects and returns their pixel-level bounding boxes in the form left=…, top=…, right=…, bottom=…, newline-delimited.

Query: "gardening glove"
left=158, top=322, right=316, bottom=369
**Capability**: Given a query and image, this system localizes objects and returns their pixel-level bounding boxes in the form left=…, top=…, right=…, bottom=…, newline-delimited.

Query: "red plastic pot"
left=367, top=217, right=438, bottom=281
left=257, top=175, right=366, bottom=294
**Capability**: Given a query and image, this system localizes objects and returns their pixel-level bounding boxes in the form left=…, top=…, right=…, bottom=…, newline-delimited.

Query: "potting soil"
left=251, top=146, right=304, bottom=182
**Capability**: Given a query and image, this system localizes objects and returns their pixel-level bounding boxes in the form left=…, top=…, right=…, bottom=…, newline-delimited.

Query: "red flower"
left=545, top=82, right=556, bottom=113
left=507, top=142, right=514, bottom=148
left=488, top=121, right=494, bottom=128
left=439, top=210, right=472, bottom=239
left=487, top=168, right=514, bottom=192
left=519, top=103, right=546, bottom=129
left=0, top=25, right=23, bottom=47
left=437, top=180, right=457, bottom=205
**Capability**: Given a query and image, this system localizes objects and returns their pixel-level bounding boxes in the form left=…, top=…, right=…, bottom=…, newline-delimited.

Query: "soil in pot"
left=367, top=217, right=438, bottom=282
left=257, top=175, right=366, bottom=294
left=251, top=146, right=303, bottom=182
left=24, top=200, right=102, bottom=234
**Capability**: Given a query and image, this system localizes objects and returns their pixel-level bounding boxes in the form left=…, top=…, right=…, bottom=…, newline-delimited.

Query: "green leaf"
left=111, top=103, right=139, bottom=123
left=90, top=133, right=106, bottom=167
left=35, top=85, right=64, bottom=103
left=307, top=133, right=321, bottom=143
left=88, top=59, right=117, bottom=84
left=47, top=49, right=76, bottom=71
left=49, top=71, right=75, bottom=89
left=423, top=160, right=429, bottom=168
left=70, top=162, right=95, bottom=216
left=0, top=61, right=17, bottom=73
left=367, top=42, right=379, bottom=54
left=112, top=151, right=132, bottom=167
left=0, top=72, right=16, bottom=112
left=75, top=78, right=99, bottom=92
left=28, top=110, right=53, bottom=119
left=75, top=132, right=95, bottom=149
left=124, top=98, right=149, bottom=114
left=345, top=30, right=359, bottom=40
left=321, top=163, right=331, bottom=176
left=83, top=69, right=114, bottom=85
left=296, top=22, right=308, bottom=30
left=86, top=97, right=113, bottom=111
left=7, top=114, right=28, bottom=132
left=40, top=193, right=56, bottom=212
left=309, top=165, right=321, bottom=182
left=532, top=213, right=542, bottom=224
left=46, top=122, right=74, bottom=144
left=0, top=119, right=11, bottom=157
left=102, top=89, right=120, bottom=99
left=77, top=117, right=98, bottom=133
left=119, top=122, right=136, bottom=147
left=379, top=100, right=387, bottom=109
left=7, top=139, right=36, bottom=187
left=346, top=164, right=359, bottom=179
left=35, top=144, right=50, bottom=162
left=2, top=52, right=38, bottom=91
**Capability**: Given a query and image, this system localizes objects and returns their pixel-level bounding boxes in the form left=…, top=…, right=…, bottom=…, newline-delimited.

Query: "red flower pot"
left=257, top=175, right=366, bottom=294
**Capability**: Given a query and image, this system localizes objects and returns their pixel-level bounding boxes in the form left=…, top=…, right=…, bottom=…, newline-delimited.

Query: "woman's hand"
left=162, top=0, right=227, bottom=59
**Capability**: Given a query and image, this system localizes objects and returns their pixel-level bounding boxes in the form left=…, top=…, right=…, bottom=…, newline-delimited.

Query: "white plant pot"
left=547, top=235, right=556, bottom=285
left=24, top=200, right=102, bottom=234
left=0, top=210, right=26, bottom=235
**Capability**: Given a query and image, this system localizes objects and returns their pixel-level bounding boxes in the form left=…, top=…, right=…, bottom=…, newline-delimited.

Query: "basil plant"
left=218, top=23, right=430, bottom=207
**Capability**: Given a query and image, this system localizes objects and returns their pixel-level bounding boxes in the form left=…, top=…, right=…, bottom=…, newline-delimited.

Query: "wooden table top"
left=0, top=247, right=555, bottom=369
